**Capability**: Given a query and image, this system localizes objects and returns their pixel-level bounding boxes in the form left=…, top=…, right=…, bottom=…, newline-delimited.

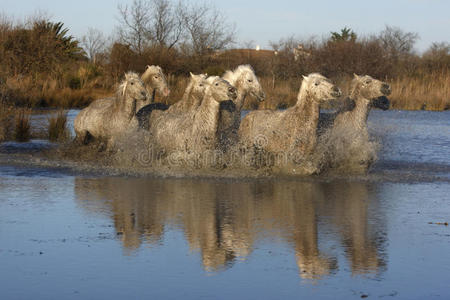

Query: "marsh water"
left=1, top=110, right=449, bottom=299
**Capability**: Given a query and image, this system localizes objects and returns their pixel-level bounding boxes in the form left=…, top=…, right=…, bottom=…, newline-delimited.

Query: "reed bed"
left=388, top=71, right=450, bottom=111
left=48, top=110, right=69, bottom=142
left=3, top=72, right=449, bottom=113
left=4, top=75, right=112, bottom=108
left=0, top=102, right=14, bottom=142
left=244, top=73, right=449, bottom=111
left=14, top=108, right=31, bottom=142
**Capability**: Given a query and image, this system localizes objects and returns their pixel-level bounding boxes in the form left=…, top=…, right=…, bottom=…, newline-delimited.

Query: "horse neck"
left=295, top=86, right=320, bottom=124
left=194, top=91, right=220, bottom=134
left=349, top=88, right=371, bottom=129
left=179, top=82, right=202, bottom=108
left=115, top=92, right=137, bottom=121
left=143, top=76, right=156, bottom=102
left=293, top=87, right=320, bottom=151
left=233, top=80, right=247, bottom=111
left=180, top=81, right=193, bottom=102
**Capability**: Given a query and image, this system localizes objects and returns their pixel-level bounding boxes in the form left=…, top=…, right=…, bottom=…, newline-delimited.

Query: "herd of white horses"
left=74, top=64, right=391, bottom=175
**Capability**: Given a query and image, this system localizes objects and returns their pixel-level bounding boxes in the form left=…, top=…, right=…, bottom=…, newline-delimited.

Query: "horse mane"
left=222, top=64, right=254, bottom=84
left=349, top=76, right=363, bottom=99
left=113, top=72, right=140, bottom=113
left=141, top=65, right=161, bottom=83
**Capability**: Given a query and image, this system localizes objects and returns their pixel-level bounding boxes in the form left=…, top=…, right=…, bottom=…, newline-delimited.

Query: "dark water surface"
left=1, top=110, right=449, bottom=299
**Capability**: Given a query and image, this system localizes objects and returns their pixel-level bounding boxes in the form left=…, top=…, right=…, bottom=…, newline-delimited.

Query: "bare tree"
left=179, top=2, right=236, bottom=56
left=424, top=42, right=450, bottom=58
left=81, top=27, right=107, bottom=63
left=151, top=0, right=183, bottom=49
left=378, top=25, right=419, bottom=58
left=117, top=0, right=153, bottom=54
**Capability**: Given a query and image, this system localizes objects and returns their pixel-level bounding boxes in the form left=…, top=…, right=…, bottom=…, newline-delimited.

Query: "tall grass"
left=4, top=76, right=112, bottom=108
left=3, top=72, right=449, bottom=112
left=244, top=73, right=449, bottom=111
left=388, top=71, right=450, bottom=111
left=14, top=108, right=31, bottom=142
left=0, top=102, right=14, bottom=142
left=48, top=110, right=69, bottom=141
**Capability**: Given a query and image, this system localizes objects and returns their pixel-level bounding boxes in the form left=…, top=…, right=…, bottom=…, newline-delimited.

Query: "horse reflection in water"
left=74, top=178, right=386, bottom=279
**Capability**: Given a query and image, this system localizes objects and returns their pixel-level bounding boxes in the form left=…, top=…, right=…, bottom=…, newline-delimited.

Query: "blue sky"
left=1, top=0, right=449, bottom=52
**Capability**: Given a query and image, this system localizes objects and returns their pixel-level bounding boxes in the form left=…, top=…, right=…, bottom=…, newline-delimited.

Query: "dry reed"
left=0, top=102, right=14, bottom=142
left=388, top=71, right=450, bottom=111
left=48, top=110, right=69, bottom=142
left=14, top=108, right=31, bottom=142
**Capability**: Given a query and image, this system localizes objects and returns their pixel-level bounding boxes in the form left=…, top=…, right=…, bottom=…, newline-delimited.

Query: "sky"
left=1, top=0, right=449, bottom=52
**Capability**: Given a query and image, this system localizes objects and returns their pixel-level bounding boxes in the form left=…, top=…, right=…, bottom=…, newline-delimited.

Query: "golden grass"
left=48, top=110, right=69, bottom=142
left=164, top=75, right=189, bottom=105
left=0, top=102, right=14, bottom=142
left=256, top=77, right=298, bottom=110
left=388, top=71, right=450, bottom=111
left=14, top=108, right=31, bottom=142
left=4, top=75, right=112, bottom=108
left=3, top=71, right=449, bottom=112
left=246, top=72, right=449, bottom=111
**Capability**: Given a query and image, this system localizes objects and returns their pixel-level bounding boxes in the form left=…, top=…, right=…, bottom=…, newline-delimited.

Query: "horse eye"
left=365, top=80, right=371, bottom=84
left=248, top=79, right=253, bottom=82
left=130, top=82, right=134, bottom=85
left=154, top=76, right=159, bottom=79
left=314, top=82, right=319, bottom=86
left=215, top=83, right=219, bottom=86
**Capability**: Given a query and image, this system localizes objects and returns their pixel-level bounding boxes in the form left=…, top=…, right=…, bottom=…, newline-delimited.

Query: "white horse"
left=139, top=65, right=170, bottom=110
left=238, top=73, right=342, bottom=174
left=317, top=74, right=391, bottom=172
left=148, top=76, right=237, bottom=155
left=74, top=72, right=148, bottom=148
left=219, top=65, right=265, bottom=149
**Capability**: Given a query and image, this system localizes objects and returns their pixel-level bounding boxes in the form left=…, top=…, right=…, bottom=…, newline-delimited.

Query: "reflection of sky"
left=369, top=110, right=450, bottom=166
left=2, top=0, right=450, bottom=51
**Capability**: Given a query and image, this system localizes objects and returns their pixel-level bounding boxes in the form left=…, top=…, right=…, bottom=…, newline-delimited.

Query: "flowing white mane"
left=222, top=64, right=255, bottom=84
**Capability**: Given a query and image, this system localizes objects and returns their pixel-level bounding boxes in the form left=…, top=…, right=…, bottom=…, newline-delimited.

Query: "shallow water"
left=1, top=110, right=449, bottom=299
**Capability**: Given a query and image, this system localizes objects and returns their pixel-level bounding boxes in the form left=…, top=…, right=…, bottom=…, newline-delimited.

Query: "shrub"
left=14, top=108, right=31, bottom=142
left=48, top=110, right=69, bottom=141
left=68, top=77, right=81, bottom=89
left=0, top=102, right=14, bottom=142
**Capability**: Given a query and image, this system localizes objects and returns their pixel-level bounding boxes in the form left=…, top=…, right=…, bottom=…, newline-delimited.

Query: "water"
left=0, top=110, right=449, bottom=299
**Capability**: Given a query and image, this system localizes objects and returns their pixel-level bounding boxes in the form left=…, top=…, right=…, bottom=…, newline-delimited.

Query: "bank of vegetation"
left=0, top=0, right=448, bottom=123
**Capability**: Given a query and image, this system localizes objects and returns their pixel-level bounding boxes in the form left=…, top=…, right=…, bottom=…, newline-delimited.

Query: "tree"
left=378, top=25, right=419, bottom=58
left=330, top=27, right=357, bottom=43
left=179, top=1, right=236, bottom=56
left=33, top=20, right=85, bottom=59
left=116, top=0, right=235, bottom=59
left=117, top=0, right=152, bottom=54
left=151, top=0, right=183, bottom=49
left=81, top=27, right=107, bottom=64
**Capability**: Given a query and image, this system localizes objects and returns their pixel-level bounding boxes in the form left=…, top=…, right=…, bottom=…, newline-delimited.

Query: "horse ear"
left=190, top=72, right=194, bottom=78
left=353, top=73, right=359, bottom=79
left=302, top=75, right=307, bottom=80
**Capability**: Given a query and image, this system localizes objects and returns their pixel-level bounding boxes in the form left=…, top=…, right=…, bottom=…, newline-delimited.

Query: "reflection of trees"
left=74, top=177, right=386, bottom=277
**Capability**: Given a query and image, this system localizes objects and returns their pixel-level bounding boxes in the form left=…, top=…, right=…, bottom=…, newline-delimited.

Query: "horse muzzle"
left=254, top=91, right=265, bottom=102
left=372, top=96, right=390, bottom=110
left=332, top=87, right=342, bottom=98
left=228, top=87, right=237, bottom=100
left=381, top=83, right=391, bottom=96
